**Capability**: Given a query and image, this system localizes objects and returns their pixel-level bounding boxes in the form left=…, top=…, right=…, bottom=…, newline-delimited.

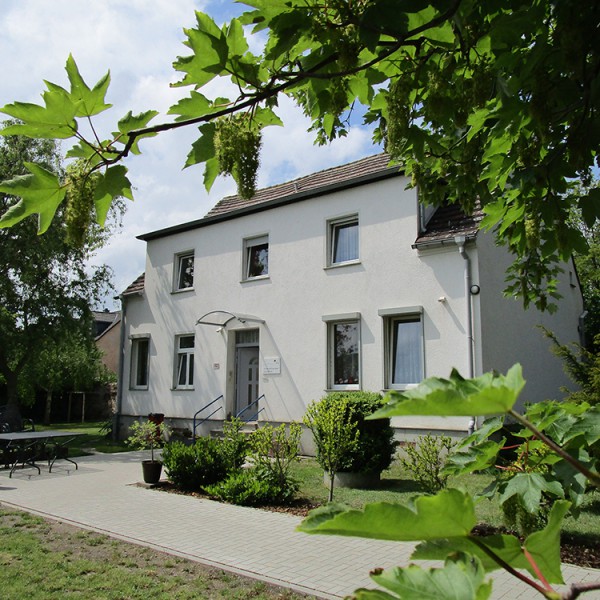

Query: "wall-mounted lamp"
left=216, top=327, right=223, bottom=333
left=470, top=284, right=481, bottom=295
left=438, top=296, right=447, bottom=303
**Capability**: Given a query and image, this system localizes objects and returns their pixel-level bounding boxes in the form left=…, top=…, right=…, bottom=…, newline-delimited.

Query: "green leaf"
left=114, top=110, right=159, bottom=154
left=499, top=473, right=564, bottom=513
left=0, top=162, right=66, bottom=233
left=185, top=123, right=217, bottom=169
left=358, top=554, right=492, bottom=600
left=66, top=54, right=112, bottom=117
left=444, top=440, right=503, bottom=476
left=371, top=365, right=525, bottom=419
left=168, top=91, right=212, bottom=121
left=173, top=12, right=229, bottom=87
left=415, top=502, right=569, bottom=584
left=93, top=166, right=133, bottom=226
left=298, top=489, right=477, bottom=541
left=1, top=87, right=78, bottom=139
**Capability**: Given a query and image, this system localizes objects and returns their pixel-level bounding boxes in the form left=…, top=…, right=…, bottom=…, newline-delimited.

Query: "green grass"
left=289, top=457, right=600, bottom=541
left=36, top=421, right=128, bottom=456
left=0, top=508, right=312, bottom=600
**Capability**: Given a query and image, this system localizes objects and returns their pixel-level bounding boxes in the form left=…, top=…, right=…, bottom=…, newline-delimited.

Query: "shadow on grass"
left=378, top=477, right=424, bottom=494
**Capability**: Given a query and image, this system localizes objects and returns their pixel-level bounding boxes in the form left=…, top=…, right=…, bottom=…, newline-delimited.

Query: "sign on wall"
left=263, top=357, right=281, bottom=375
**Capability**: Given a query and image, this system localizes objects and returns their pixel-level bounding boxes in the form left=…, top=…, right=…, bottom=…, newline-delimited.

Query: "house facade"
left=115, top=154, right=584, bottom=450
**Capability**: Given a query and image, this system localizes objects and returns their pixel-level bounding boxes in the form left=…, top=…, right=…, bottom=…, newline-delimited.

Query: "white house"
left=115, top=154, right=585, bottom=450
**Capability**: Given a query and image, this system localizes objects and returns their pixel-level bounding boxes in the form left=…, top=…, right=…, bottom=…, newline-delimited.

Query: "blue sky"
left=0, top=1, right=378, bottom=308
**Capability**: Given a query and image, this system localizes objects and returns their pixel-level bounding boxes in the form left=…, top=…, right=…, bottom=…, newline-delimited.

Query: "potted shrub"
left=125, top=419, right=166, bottom=484
left=304, top=391, right=397, bottom=500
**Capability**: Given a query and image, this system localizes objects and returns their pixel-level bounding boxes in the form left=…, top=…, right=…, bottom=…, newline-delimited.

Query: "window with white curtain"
left=386, top=315, right=423, bottom=388
left=174, top=334, right=194, bottom=389
left=328, top=215, right=359, bottom=265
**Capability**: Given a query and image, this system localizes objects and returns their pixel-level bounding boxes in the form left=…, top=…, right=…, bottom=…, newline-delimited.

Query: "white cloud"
left=1, top=0, right=380, bottom=309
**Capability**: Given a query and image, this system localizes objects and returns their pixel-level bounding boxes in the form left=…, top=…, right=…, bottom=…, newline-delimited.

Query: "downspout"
left=455, top=235, right=476, bottom=435
left=114, top=295, right=127, bottom=441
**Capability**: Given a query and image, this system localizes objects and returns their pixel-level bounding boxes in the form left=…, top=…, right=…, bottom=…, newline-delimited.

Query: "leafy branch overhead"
left=1, top=1, right=600, bottom=308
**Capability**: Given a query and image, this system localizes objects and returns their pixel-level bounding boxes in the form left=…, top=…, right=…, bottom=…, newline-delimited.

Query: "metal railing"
left=192, top=395, right=224, bottom=441
left=235, top=394, right=265, bottom=422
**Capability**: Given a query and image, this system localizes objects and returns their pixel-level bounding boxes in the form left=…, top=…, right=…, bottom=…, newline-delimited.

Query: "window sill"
left=171, top=387, right=195, bottom=391
left=171, top=287, right=194, bottom=295
left=324, top=260, right=361, bottom=270
left=326, top=386, right=361, bottom=392
left=129, top=386, right=149, bottom=391
left=240, top=275, right=270, bottom=283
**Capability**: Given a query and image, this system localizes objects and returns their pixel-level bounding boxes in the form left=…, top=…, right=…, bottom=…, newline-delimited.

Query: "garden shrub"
left=308, top=391, right=397, bottom=474
left=220, top=417, right=250, bottom=471
left=162, top=437, right=229, bottom=491
left=400, top=433, right=455, bottom=494
left=205, top=422, right=301, bottom=506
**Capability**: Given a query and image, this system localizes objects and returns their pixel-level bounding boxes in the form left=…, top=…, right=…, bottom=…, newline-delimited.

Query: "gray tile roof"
left=414, top=202, right=483, bottom=246
left=121, top=273, right=145, bottom=297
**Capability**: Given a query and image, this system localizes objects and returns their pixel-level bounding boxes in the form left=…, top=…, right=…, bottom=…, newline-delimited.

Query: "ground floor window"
left=175, top=334, right=194, bottom=389
left=330, top=320, right=360, bottom=389
left=130, top=337, right=149, bottom=389
left=387, top=315, right=423, bottom=388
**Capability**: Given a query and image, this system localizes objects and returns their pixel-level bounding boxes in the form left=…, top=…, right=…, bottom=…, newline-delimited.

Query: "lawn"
left=37, top=421, right=127, bottom=455
left=0, top=508, right=313, bottom=600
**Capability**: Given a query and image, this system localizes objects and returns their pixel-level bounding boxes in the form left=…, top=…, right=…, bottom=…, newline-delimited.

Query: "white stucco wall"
left=476, top=231, right=584, bottom=409
left=120, top=175, right=479, bottom=438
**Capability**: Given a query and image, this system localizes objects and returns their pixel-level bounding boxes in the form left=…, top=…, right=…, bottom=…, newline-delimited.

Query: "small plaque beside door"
left=263, top=357, right=281, bottom=375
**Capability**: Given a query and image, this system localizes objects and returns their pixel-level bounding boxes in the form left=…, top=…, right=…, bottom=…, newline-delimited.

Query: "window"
left=328, top=215, right=358, bottom=265
left=174, top=335, right=194, bottom=389
left=175, top=252, right=194, bottom=291
left=381, top=310, right=424, bottom=389
left=325, top=318, right=360, bottom=389
left=244, top=235, right=269, bottom=279
left=130, top=337, right=149, bottom=389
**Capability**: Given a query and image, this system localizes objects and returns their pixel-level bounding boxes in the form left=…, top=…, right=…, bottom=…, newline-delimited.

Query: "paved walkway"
left=0, top=452, right=598, bottom=599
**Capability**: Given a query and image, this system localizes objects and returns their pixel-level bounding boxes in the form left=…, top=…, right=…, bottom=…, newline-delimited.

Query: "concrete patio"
left=0, top=451, right=598, bottom=599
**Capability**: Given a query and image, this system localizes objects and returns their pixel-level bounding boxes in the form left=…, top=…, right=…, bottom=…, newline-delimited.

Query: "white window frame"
left=243, top=234, right=269, bottom=280
left=130, top=335, right=150, bottom=390
left=174, top=251, right=194, bottom=292
left=379, top=307, right=424, bottom=390
left=174, top=334, right=195, bottom=390
left=323, top=313, right=361, bottom=390
left=327, top=214, right=359, bottom=267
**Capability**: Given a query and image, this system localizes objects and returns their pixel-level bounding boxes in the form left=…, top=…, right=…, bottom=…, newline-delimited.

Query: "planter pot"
left=323, top=470, right=381, bottom=489
left=142, top=460, right=163, bottom=485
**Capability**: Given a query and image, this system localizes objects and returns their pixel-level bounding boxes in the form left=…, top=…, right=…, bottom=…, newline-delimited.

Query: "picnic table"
left=0, top=430, right=84, bottom=477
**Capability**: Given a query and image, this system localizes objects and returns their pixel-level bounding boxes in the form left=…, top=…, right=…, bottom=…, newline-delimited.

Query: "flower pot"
left=142, top=460, right=163, bottom=485
left=323, top=470, right=381, bottom=489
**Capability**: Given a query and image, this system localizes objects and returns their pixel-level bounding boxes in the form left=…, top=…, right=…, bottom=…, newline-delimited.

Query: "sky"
left=0, top=0, right=379, bottom=309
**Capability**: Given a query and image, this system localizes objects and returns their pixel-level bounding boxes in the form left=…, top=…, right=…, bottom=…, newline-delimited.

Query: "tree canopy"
left=0, top=132, right=114, bottom=409
left=1, top=0, right=599, bottom=309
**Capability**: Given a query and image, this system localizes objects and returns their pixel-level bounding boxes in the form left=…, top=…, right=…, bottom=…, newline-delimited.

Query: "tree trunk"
left=4, top=370, right=20, bottom=409
left=43, top=389, right=53, bottom=425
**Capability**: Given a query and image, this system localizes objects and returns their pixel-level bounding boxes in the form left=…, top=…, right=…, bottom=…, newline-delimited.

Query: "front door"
left=235, top=346, right=259, bottom=417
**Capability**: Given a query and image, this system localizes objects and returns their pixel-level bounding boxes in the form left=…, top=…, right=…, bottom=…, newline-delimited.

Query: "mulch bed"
left=150, top=482, right=600, bottom=570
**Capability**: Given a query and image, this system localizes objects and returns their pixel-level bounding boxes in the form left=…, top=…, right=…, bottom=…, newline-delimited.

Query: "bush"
left=162, top=438, right=229, bottom=491
left=220, top=417, right=250, bottom=471
left=205, top=422, right=301, bottom=506
left=205, top=469, right=297, bottom=506
left=400, top=433, right=455, bottom=494
left=308, top=392, right=397, bottom=474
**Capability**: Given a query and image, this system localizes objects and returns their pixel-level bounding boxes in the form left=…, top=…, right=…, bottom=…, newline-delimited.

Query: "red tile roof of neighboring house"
left=121, top=273, right=145, bottom=297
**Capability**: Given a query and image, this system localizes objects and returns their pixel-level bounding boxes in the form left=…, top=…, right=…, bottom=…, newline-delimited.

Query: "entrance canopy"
left=196, top=310, right=265, bottom=328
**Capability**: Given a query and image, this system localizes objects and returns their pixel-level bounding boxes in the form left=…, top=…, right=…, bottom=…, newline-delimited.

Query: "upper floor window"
left=244, top=235, right=269, bottom=279
left=175, top=334, right=194, bottom=389
left=175, top=252, right=194, bottom=291
left=328, top=215, right=359, bottom=266
left=130, top=336, right=150, bottom=390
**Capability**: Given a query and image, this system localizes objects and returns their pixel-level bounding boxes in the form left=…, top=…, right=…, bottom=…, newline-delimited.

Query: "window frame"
left=174, top=334, right=195, bottom=390
left=174, top=251, right=195, bottom=292
left=323, top=313, right=361, bottom=391
left=327, top=214, right=359, bottom=267
left=243, top=234, right=269, bottom=280
left=379, top=307, right=424, bottom=390
left=130, top=336, right=150, bottom=390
